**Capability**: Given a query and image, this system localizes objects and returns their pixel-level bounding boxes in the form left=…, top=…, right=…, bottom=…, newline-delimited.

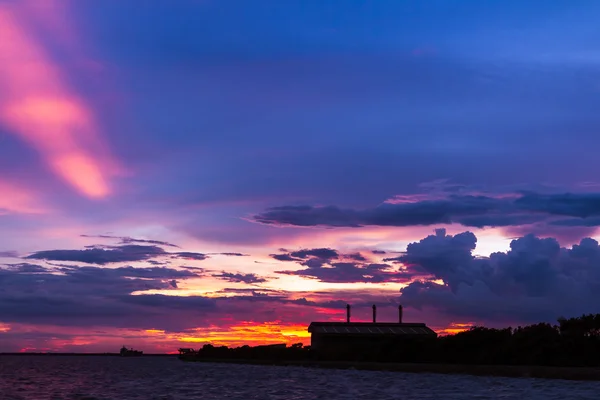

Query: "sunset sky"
left=2, top=0, right=600, bottom=353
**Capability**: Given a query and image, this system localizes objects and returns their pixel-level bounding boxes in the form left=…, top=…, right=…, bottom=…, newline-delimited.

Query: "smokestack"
left=372, top=304, right=377, bottom=323
left=346, top=304, right=351, bottom=323
left=398, top=304, right=403, bottom=323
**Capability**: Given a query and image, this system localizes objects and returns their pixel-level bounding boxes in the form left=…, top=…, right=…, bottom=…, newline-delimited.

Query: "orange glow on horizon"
left=437, top=322, right=474, bottom=335
left=179, top=322, right=311, bottom=347
left=1, top=318, right=485, bottom=353
left=145, top=329, right=166, bottom=334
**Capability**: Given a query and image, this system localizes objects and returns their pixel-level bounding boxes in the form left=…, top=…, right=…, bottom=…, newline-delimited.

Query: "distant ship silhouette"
left=119, top=346, right=143, bottom=357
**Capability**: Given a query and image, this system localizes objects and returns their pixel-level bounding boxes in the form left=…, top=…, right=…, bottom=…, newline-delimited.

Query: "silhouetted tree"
left=179, top=313, right=600, bottom=367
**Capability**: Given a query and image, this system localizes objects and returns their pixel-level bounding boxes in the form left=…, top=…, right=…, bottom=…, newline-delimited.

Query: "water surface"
left=1, top=356, right=597, bottom=399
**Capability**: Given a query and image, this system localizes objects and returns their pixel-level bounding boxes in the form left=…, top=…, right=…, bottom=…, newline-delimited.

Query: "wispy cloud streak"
left=0, top=3, right=119, bottom=198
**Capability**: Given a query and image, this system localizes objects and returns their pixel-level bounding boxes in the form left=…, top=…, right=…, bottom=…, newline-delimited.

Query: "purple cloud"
left=211, top=271, right=268, bottom=284
left=24, top=245, right=208, bottom=265
left=81, top=234, right=180, bottom=248
left=252, top=192, right=600, bottom=231
left=399, top=230, right=600, bottom=325
left=25, top=245, right=167, bottom=265
left=272, top=246, right=417, bottom=283
left=277, top=262, right=414, bottom=284
left=172, top=252, right=208, bottom=261
left=270, top=247, right=339, bottom=262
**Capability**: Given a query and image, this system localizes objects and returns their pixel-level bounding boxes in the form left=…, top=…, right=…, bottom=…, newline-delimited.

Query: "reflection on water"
left=1, top=356, right=599, bottom=399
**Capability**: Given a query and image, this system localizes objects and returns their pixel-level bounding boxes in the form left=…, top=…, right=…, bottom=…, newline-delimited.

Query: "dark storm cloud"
left=252, top=192, right=600, bottom=230
left=398, top=229, right=600, bottom=324
left=211, top=271, right=268, bottom=284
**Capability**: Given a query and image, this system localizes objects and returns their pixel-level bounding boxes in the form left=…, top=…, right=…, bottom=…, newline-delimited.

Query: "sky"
left=2, top=0, right=600, bottom=353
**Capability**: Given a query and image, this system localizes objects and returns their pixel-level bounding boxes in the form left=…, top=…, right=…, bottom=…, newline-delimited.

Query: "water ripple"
left=1, top=356, right=599, bottom=399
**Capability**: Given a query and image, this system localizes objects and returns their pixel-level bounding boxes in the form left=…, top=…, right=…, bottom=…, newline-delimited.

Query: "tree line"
left=180, top=314, right=600, bottom=367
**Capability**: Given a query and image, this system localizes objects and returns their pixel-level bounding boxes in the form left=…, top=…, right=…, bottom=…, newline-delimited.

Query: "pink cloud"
left=0, top=3, right=120, bottom=199
left=0, top=180, right=47, bottom=214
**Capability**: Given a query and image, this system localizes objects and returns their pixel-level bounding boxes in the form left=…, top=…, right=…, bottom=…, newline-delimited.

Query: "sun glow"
left=437, top=322, right=474, bottom=335
left=178, top=322, right=310, bottom=347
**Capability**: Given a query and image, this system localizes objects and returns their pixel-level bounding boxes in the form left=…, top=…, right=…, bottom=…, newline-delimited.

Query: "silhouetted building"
left=308, top=304, right=437, bottom=359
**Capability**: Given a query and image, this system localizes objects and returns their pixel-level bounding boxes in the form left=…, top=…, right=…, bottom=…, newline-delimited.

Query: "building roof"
left=308, top=322, right=437, bottom=336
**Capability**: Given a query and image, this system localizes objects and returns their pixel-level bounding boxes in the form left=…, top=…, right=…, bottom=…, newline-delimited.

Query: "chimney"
left=398, top=304, right=403, bottom=323
left=346, top=304, right=351, bottom=323
left=372, top=304, right=377, bottom=323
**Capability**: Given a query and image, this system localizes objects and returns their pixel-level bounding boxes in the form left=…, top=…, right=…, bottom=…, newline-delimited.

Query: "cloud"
left=0, top=258, right=363, bottom=337
left=384, top=228, right=477, bottom=290
left=276, top=262, right=415, bottom=284
left=0, top=180, right=47, bottom=215
left=2, top=263, right=49, bottom=273
left=271, top=253, right=298, bottom=262
left=398, top=229, right=600, bottom=325
left=81, top=234, right=180, bottom=248
left=271, top=247, right=416, bottom=283
left=25, top=245, right=168, bottom=265
left=216, top=288, right=285, bottom=296
left=290, top=248, right=339, bottom=259
left=346, top=252, right=367, bottom=261
left=0, top=263, right=208, bottom=330
left=24, top=244, right=209, bottom=265
left=0, top=251, right=19, bottom=258
left=270, top=247, right=339, bottom=262
left=0, top=2, right=120, bottom=198
left=211, top=272, right=268, bottom=284
left=172, top=252, right=207, bottom=261
left=252, top=191, right=600, bottom=231
left=119, top=294, right=216, bottom=310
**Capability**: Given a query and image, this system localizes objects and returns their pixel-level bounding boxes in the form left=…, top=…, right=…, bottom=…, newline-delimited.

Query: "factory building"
left=308, top=304, right=437, bottom=360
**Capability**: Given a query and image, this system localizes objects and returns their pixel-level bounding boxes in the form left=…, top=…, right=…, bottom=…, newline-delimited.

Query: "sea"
left=0, top=356, right=598, bottom=400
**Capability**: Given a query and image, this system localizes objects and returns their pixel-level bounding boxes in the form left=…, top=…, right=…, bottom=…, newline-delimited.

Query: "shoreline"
left=0, top=353, right=176, bottom=357
left=179, top=358, right=600, bottom=381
